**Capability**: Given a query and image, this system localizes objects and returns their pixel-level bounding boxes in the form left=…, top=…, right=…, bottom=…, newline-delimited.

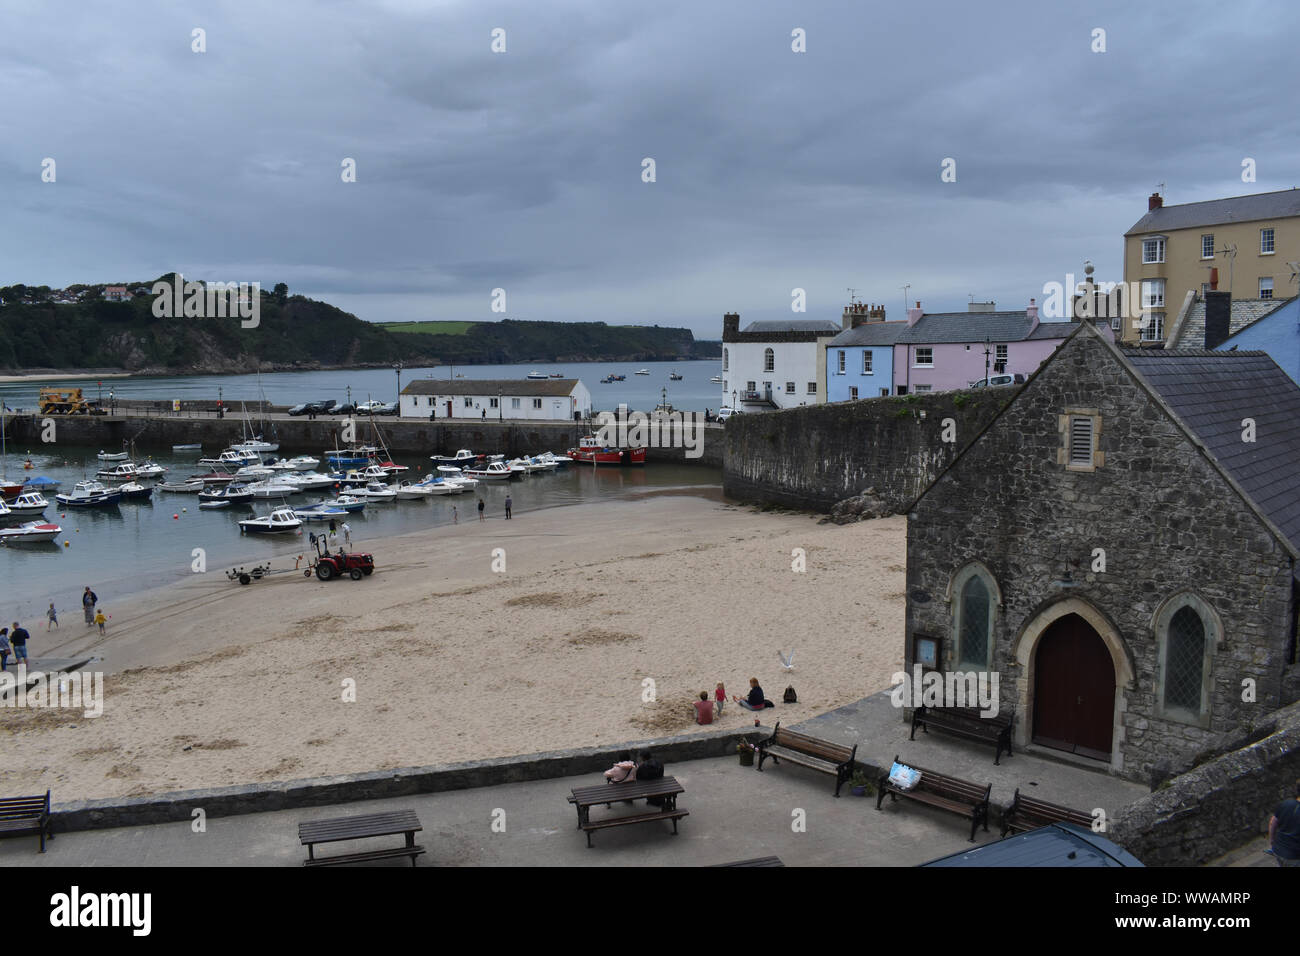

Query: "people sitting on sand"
left=734, top=677, right=775, bottom=711
left=604, top=751, right=637, bottom=784
left=692, top=691, right=714, bottom=725
left=638, top=750, right=666, bottom=806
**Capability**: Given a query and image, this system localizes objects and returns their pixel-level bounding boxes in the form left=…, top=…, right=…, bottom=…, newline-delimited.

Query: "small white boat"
left=430, top=449, right=479, bottom=468
left=360, top=481, right=397, bottom=501
left=6, top=492, right=49, bottom=516
left=282, top=471, right=338, bottom=491
left=0, top=521, right=62, bottom=544
left=199, top=499, right=231, bottom=510
left=97, top=450, right=129, bottom=461
left=199, top=483, right=254, bottom=504
left=634, top=369, right=650, bottom=376
left=267, top=456, right=320, bottom=472
left=132, top=461, right=167, bottom=479
left=117, top=481, right=153, bottom=501
left=231, top=439, right=279, bottom=455
left=238, top=507, right=302, bottom=535
left=324, top=495, right=367, bottom=512
left=536, top=451, right=568, bottom=469
left=172, top=443, right=203, bottom=451
left=710, top=375, right=723, bottom=384
left=505, top=458, right=533, bottom=475
left=96, top=462, right=140, bottom=480
left=464, top=461, right=516, bottom=481
left=436, top=466, right=478, bottom=491
left=293, top=502, right=349, bottom=521
left=157, top=479, right=205, bottom=493
left=199, top=449, right=260, bottom=468
left=244, top=479, right=299, bottom=498
left=526, top=370, right=548, bottom=380
left=234, top=464, right=275, bottom=480
left=56, top=480, right=123, bottom=507
left=395, top=479, right=447, bottom=499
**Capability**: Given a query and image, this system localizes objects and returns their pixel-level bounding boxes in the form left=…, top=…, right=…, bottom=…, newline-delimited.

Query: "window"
left=1260, top=277, right=1274, bottom=299
left=511, top=398, right=520, bottom=409
left=1141, top=278, right=1165, bottom=309
left=463, top=397, right=473, bottom=408
left=995, top=344, right=1008, bottom=363
left=914, top=347, right=933, bottom=367
left=862, top=352, right=873, bottom=374
left=1155, top=594, right=1218, bottom=726
left=746, top=381, right=755, bottom=393
left=763, top=348, right=775, bottom=372
left=1060, top=408, right=1103, bottom=471
left=489, top=397, right=499, bottom=408
left=1201, top=234, right=1215, bottom=259
left=1141, top=313, right=1165, bottom=341
left=1261, top=227, right=1275, bottom=254
left=426, top=397, right=433, bottom=406
left=837, top=351, right=845, bottom=374
left=1068, top=417, right=1093, bottom=465
left=914, top=385, right=932, bottom=393
left=952, top=569, right=996, bottom=671
left=532, top=398, right=542, bottom=409
left=785, top=382, right=795, bottom=394
left=806, top=382, right=816, bottom=394
left=1142, top=237, right=1166, bottom=263
left=849, top=386, right=858, bottom=400
left=722, top=348, right=728, bottom=372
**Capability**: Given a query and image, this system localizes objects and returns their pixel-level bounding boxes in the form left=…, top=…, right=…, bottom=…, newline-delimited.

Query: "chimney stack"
left=1204, top=291, right=1232, bottom=349
left=1149, top=192, right=1163, bottom=211
left=1209, top=267, right=1219, bottom=291
left=723, top=312, right=740, bottom=340
left=907, top=301, right=924, bottom=327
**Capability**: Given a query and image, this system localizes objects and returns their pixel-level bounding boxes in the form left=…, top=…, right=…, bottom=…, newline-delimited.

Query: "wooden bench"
left=876, top=755, right=991, bottom=842
left=298, top=809, right=424, bottom=867
left=755, top=722, right=857, bottom=797
left=0, top=791, right=53, bottom=853
left=568, top=777, right=688, bottom=848
left=910, top=704, right=1014, bottom=764
left=1001, top=788, right=1094, bottom=837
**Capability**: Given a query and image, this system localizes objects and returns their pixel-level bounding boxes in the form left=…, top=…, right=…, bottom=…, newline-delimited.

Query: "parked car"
left=287, top=403, right=310, bottom=416
left=318, top=399, right=339, bottom=412
left=332, top=402, right=358, bottom=416
left=716, top=406, right=741, bottom=422
left=375, top=402, right=399, bottom=416
left=356, top=399, right=386, bottom=414
left=969, top=373, right=1025, bottom=389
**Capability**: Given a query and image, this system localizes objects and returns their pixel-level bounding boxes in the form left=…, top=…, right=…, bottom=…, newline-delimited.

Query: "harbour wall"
left=1, top=411, right=724, bottom=468
left=722, top=391, right=1011, bottom=513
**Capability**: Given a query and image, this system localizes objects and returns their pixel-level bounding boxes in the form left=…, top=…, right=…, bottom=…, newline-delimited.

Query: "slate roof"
left=739, top=319, right=841, bottom=335
left=401, top=378, right=580, bottom=396
left=1124, top=349, right=1300, bottom=554
left=922, top=824, right=1144, bottom=867
left=1125, top=188, right=1300, bottom=236
left=1167, top=297, right=1288, bottom=349
left=826, top=321, right=911, bottom=347
left=890, top=312, right=1076, bottom=345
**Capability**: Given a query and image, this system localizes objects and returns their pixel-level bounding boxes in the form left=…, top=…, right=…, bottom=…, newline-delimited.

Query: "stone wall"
left=721, top=391, right=1009, bottom=512
left=1108, top=699, right=1300, bottom=865
left=906, top=327, right=1297, bottom=783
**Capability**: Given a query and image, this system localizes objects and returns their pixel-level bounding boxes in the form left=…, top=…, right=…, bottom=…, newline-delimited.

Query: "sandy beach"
left=4, top=496, right=905, bottom=800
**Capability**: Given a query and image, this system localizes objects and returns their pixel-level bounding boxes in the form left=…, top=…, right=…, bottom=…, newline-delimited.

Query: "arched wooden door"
left=1032, top=613, right=1115, bottom=760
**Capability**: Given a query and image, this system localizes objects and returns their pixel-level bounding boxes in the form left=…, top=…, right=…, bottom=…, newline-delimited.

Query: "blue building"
left=1213, top=294, right=1300, bottom=384
left=825, top=304, right=907, bottom=402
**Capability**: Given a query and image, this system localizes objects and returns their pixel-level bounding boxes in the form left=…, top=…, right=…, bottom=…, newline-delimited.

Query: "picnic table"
left=298, top=809, right=425, bottom=867
left=567, top=777, right=689, bottom=847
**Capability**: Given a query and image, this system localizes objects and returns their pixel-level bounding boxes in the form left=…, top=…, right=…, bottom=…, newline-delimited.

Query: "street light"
left=347, top=385, right=351, bottom=408
left=732, top=389, right=737, bottom=410
left=218, top=386, right=223, bottom=419
left=394, top=362, right=403, bottom=409
left=498, top=390, right=502, bottom=421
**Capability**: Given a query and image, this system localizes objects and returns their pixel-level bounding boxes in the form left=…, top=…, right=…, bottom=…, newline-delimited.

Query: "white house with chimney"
left=719, top=313, right=841, bottom=411
left=400, top=378, right=591, bottom=421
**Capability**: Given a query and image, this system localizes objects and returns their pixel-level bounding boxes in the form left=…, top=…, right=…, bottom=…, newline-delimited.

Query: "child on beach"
left=715, top=682, right=726, bottom=717
left=452, top=506, right=458, bottom=524
left=47, top=603, right=58, bottom=630
left=0, top=629, right=9, bottom=671
left=94, top=609, right=107, bottom=635
left=477, top=498, right=485, bottom=522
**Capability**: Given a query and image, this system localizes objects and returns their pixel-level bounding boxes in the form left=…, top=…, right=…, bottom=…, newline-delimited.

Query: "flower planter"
left=738, top=749, right=754, bottom=767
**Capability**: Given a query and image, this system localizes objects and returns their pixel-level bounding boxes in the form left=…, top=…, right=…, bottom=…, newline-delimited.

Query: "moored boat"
left=323, top=494, right=367, bottom=512
left=157, top=479, right=205, bottom=493
left=0, top=521, right=62, bottom=544
left=97, top=450, right=129, bottom=461
left=6, top=492, right=49, bottom=515
left=293, top=502, right=349, bottom=521
left=56, top=480, right=123, bottom=507
left=429, top=449, right=480, bottom=468
left=117, top=481, right=154, bottom=501
left=567, top=436, right=623, bottom=466
left=464, top=461, right=517, bottom=481
left=238, top=507, right=302, bottom=535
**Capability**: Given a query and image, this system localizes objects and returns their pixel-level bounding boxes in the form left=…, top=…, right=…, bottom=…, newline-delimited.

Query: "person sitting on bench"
left=638, top=750, right=666, bottom=807
left=604, top=751, right=637, bottom=784
left=735, top=677, right=775, bottom=711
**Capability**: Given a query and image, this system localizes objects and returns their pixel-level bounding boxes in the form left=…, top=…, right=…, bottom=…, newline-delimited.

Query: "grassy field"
left=380, top=321, right=477, bottom=335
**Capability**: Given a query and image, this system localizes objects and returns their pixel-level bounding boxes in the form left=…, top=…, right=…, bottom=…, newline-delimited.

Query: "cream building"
left=1122, top=188, right=1300, bottom=345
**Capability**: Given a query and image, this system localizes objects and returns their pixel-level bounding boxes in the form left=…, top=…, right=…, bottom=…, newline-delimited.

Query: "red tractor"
left=307, top=533, right=375, bottom=581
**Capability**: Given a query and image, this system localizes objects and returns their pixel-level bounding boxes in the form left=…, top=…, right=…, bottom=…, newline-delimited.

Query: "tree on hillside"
left=273, top=282, right=288, bottom=306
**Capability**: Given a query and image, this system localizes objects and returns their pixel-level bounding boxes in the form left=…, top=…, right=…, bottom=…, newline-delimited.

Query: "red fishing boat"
left=567, top=436, right=623, bottom=466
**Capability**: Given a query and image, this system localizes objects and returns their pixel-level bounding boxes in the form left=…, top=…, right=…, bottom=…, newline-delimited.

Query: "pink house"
left=889, top=299, right=1115, bottom=394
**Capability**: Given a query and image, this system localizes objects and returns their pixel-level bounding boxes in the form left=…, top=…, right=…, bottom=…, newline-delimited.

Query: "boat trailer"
left=225, top=554, right=306, bottom=585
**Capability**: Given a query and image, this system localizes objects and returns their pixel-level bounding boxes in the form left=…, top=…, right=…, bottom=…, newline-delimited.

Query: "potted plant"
left=737, top=740, right=756, bottom=767
left=849, top=770, right=872, bottom=797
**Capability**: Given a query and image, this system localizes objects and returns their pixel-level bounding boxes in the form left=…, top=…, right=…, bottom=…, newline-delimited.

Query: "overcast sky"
left=4, top=0, right=1299, bottom=338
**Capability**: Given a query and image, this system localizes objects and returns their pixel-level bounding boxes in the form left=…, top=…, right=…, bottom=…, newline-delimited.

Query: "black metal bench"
left=876, top=755, right=991, bottom=842
left=298, top=809, right=424, bottom=867
left=756, top=722, right=857, bottom=797
left=568, top=778, right=688, bottom=848
left=910, top=704, right=1014, bottom=764
left=1001, top=788, right=1094, bottom=837
left=0, top=791, right=53, bottom=853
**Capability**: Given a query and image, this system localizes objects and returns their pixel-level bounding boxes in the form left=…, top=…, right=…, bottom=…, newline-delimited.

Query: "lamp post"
left=394, top=362, right=403, bottom=409
left=218, top=386, right=222, bottom=419
left=347, top=385, right=351, bottom=408
left=498, top=390, right=502, bottom=421
left=732, top=389, right=737, bottom=411
left=983, top=337, right=991, bottom=385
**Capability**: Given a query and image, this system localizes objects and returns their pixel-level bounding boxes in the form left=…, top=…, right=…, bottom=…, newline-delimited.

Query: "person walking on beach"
left=342, top=521, right=352, bottom=547
left=452, top=506, right=458, bottom=525
left=477, top=498, right=485, bottom=522
left=0, top=628, right=10, bottom=672
left=504, top=494, right=512, bottom=520
left=94, top=609, right=107, bottom=635
left=46, top=602, right=58, bottom=631
left=9, top=622, right=29, bottom=665
left=82, top=586, right=98, bottom=626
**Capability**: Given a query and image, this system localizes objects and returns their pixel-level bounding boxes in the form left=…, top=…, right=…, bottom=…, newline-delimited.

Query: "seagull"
left=778, top=648, right=796, bottom=671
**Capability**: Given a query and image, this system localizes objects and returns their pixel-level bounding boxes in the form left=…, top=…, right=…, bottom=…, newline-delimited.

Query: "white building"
left=400, top=378, right=592, bottom=421
left=719, top=313, right=840, bottom=411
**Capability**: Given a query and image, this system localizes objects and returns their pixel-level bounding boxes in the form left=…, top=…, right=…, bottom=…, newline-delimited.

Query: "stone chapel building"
left=905, top=320, right=1300, bottom=782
